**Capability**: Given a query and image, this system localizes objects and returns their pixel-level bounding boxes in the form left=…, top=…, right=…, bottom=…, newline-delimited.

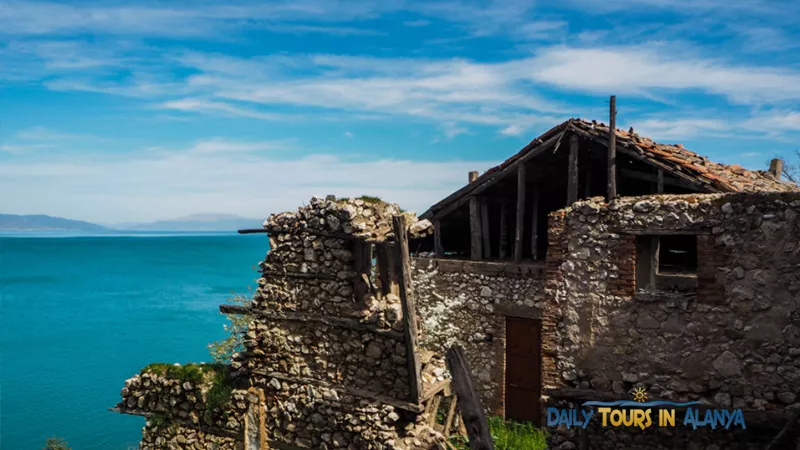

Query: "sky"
left=1, top=0, right=799, bottom=224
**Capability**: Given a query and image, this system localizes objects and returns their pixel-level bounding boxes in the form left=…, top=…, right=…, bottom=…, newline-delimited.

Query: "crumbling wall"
left=545, top=192, right=800, bottom=449
left=117, top=364, right=246, bottom=449
left=412, top=258, right=544, bottom=414
left=118, top=197, right=450, bottom=450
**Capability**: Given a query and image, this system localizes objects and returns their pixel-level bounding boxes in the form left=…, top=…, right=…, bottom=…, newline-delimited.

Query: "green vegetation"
left=149, top=413, right=170, bottom=428
left=337, top=195, right=384, bottom=204
left=450, top=417, right=547, bottom=450
left=208, top=293, right=251, bottom=363
left=43, top=437, right=71, bottom=450
left=140, top=362, right=218, bottom=384
left=204, top=367, right=234, bottom=420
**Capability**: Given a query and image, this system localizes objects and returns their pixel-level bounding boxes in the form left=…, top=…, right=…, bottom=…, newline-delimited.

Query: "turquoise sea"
left=0, top=233, right=268, bottom=449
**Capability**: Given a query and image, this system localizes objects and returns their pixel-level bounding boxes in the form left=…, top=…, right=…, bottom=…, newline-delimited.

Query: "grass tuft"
left=450, top=417, right=547, bottom=450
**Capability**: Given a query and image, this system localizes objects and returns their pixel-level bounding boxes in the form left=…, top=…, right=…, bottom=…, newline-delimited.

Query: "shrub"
left=208, top=294, right=251, bottom=363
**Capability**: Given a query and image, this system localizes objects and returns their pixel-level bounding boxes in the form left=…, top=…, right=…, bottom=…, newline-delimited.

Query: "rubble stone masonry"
left=546, top=192, right=800, bottom=449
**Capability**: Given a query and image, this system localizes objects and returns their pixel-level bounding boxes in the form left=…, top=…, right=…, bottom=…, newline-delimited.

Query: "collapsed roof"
left=421, top=118, right=798, bottom=219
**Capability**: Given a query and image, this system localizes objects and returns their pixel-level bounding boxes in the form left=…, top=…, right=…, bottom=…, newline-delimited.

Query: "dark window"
left=657, top=235, right=697, bottom=274
left=636, top=234, right=698, bottom=292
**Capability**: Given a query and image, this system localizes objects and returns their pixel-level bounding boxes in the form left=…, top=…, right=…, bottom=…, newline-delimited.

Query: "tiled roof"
left=569, top=119, right=798, bottom=193
left=421, top=118, right=798, bottom=219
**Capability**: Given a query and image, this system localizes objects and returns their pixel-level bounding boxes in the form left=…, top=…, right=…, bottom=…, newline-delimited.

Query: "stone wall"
left=544, top=192, right=800, bottom=449
left=119, top=196, right=449, bottom=450
left=412, top=258, right=544, bottom=414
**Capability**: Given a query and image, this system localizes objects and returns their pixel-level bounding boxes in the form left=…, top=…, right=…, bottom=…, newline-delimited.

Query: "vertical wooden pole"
left=530, top=185, right=539, bottom=260
left=353, top=242, right=372, bottom=304
left=377, top=245, right=391, bottom=296
left=608, top=95, right=617, bottom=201
left=584, top=169, right=592, bottom=198
left=514, top=164, right=526, bottom=263
left=469, top=196, right=483, bottom=261
left=446, top=346, right=495, bottom=450
left=657, top=168, right=664, bottom=194
left=568, top=134, right=579, bottom=204
left=433, top=219, right=444, bottom=258
left=480, top=199, right=491, bottom=259
left=499, top=202, right=508, bottom=259
left=392, top=215, right=422, bottom=403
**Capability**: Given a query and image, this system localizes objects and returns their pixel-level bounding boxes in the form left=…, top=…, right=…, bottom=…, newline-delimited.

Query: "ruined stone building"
left=116, top=116, right=800, bottom=449
left=410, top=118, right=800, bottom=448
left=115, top=198, right=458, bottom=450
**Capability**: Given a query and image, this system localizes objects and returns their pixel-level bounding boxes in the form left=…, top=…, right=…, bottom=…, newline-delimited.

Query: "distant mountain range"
left=0, top=213, right=262, bottom=232
left=117, top=213, right=262, bottom=231
left=0, top=214, right=108, bottom=231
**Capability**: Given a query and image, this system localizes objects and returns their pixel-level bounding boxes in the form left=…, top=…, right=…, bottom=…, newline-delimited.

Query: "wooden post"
left=608, top=95, right=617, bottom=201
left=480, top=199, right=491, bottom=259
left=468, top=171, right=479, bottom=183
left=469, top=196, right=483, bottom=261
left=530, top=185, right=539, bottom=260
left=514, top=164, right=526, bottom=263
left=769, top=158, right=784, bottom=179
left=657, top=168, right=664, bottom=194
left=445, top=346, right=494, bottom=450
left=568, top=134, right=579, bottom=204
left=584, top=169, right=592, bottom=198
left=377, top=245, right=392, bottom=296
left=433, top=219, right=444, bottom=258
left=444, top=397, right=459, bottom=436
left=353, top=242, right=373, bottom=304
left=392, top=215, right=422, bottom=403
left=499, top=202, right=508, bottom=259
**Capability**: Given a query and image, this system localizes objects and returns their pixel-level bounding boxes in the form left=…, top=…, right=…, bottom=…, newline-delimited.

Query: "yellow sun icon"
left=631, top=386, right=648, bottom=403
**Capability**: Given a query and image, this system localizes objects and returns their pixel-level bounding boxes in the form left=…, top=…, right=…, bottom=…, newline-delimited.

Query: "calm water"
left=0, top=233, right=268, bottom=449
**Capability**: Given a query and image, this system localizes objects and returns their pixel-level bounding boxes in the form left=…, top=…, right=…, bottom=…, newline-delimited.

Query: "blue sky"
left=1, top=0, right=799, bottom=223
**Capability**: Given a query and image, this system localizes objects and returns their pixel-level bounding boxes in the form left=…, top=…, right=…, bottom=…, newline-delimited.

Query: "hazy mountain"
left=124, top=213, right=262, bottom=231
left=0, top=214, right=108, bottom=231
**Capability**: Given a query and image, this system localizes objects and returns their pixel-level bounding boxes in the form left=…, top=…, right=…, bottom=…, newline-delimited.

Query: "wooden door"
left=505, top=316, right=542, bottom=424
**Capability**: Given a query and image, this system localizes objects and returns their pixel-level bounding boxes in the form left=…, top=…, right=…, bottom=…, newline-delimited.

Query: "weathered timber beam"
left=433, top=219, right=444, bottom=258
left=430, top=128, right=568, bottom=221
left=241, top=226, right=395, bottom=245
left=446, top=346, right=494, bottom=450
left=217, top=306, right=404, bottom=340
left=499, top=202, right=508, bottom=259
left=480, top=199, right=491, bottom=259
left=620, top=168, right=700, bottom=190
left=568, top=125, right=718, bottom=193
left=608, top=95, right=617, bottom=200
left=514, top=164, right=526, bottom=263
left=421, top=121, right=570, bottom=220
left=219, top=304, right=251, bottom=315
left=393, top=215, right=423, bottom=403
left=568, top=134, right=579, bottom=204
left=469, top=196, right=483, bottom=261
left=657, top=168, right=664, bottom=193
left=444, top=396, right=459, bottom=437
left=530, top=185, right=539, bottom=260
left=260, top=270, right=340, bottom=281
left=251, top=369, right=424, bottom=413
left=421, top=380, right=453, bottom=402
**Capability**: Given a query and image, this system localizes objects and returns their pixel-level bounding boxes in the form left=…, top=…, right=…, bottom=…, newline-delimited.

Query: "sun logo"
left=631, top=386, right=648, bottom=403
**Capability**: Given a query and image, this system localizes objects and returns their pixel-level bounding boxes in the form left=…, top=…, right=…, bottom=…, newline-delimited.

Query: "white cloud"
left=0, top=138, right=496, bottom=222
left=529, top=44, right=800, bottom=104
left=500, top=124, right=525, bottom=136
left=343, top=131, right=353, bottom=138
